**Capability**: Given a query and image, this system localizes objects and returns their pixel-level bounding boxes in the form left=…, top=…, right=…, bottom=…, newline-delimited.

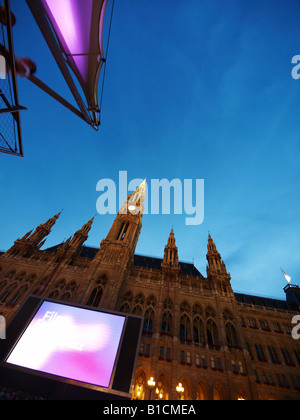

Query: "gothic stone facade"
left=0, top=190, right=300, bottom=400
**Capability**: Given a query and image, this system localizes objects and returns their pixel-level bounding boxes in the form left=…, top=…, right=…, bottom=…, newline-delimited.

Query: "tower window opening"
left=118, top=222, right=129, bottom=241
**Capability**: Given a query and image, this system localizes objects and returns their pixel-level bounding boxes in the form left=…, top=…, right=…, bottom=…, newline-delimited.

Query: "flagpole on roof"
left=280, top=268, right=292, bottom=284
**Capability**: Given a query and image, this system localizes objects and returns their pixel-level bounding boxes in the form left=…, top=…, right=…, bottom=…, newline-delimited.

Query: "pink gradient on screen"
left=42, top=0, right=94, bottom=81
left=6, top=302, right=125, bottom=388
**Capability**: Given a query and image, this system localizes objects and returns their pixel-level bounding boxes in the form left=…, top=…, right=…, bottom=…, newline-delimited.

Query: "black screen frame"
left=0, top=295, right=143, bottom=400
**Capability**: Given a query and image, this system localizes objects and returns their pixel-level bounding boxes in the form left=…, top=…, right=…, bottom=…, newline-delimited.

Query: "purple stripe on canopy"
left=41, top=0, right=108, bottom=110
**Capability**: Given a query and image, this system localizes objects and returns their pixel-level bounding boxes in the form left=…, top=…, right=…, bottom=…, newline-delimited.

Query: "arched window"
left=143, top=295, right=156, bottom=334
left=0, top=282, right=18, bottom=304
left=134, top=293, right=145, bottom=309
left=61, top=292, right=72, bottom=302
left=32, top=279, right=46, bottom=296
left=146, top=295, right=157, bottom=309
left=155, top=374, right=169, bottom=400
left=87, top=275, right=107, bottom=308
left=193, top=316, right=205, bottom=346
left=180, top=301, right=191, bottom=314
left=205, top=306, right=216, bottom=319
left=52, top=281, right=77, bottom=302
left=119, top=291, right=133, bottom=313
left=119, top=302, right=131, bottom=313
left=207, top=318, right=219, bottom=346
left=7, top=284, right=29, bottom=306
left=66, top=281, right=77, bottom=293
left=132, top=305, right=143, bottom=316
left=193, top=303, right=204, bottom=317
left=179, top=301, right=191, bottom=342
left=225, top=322, right=239, bottom=347
left=213, top=384, right=226, bottom=400
left=48, top=289, right=60, bottom=300
left=180, top=314, right=191, bottom=341
left=132, top=371, right=146, bottom=400
left=56, top=279, right=66, bottom=290
left=87, top=287, right=102, bottom=307
left=0, top=280, right=8, bottom=298
left=161, top=298, right=173, bottom=335
left=143, top=307, right=154, bottom=333
left=48, top=278, right=66, bottom=300
left=196, top=382, right=208, bottom=400
left=161, top=311, right=172, bottom=334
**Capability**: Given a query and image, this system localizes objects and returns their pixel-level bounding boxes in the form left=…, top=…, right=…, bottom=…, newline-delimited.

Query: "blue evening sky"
left=0, top=0, right=299, bottom=299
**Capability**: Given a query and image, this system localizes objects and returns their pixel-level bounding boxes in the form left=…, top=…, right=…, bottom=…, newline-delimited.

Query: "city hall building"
left=0, top=181, right=299, bottom=400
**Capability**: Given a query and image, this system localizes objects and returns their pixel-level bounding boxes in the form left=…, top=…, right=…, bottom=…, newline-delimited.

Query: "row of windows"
left=0, top=280, right=78, bottom=307
left=246, top=343, right=300, bottom=367
left=242, top=317, right=292, bottom=334
left=254, top=369, right=300, bottom=390
left=140, top=339, right=300, bottom=372
left=0, top=272, right=108, bottom=309
left=123, top=292, right=300, bottom=364
left=121, top=293, right=239, bottom=325
left=0, top=271, right=79, bottom=306
left=0, top=283, right=29, bottom=306
left=139, top=333, right=298, bottom=370
left=0, top=271, right=38, bottom=306
left=141, top=310, right=238, bottom=348
left=121, top=292, right=240, bottom=348
left=139, top=343, right=243, bottom=374
left=139, top=342, right=300, bottom=392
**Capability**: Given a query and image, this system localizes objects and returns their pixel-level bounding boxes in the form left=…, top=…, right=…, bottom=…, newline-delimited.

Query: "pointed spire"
left=57, top=216, right=95, bottom=260
left=26, top=211, right=61, bottom=245
left=20, top=229, right=33, bottom=241
left=43, top=211, right=61, bottom=225
left=207, top=233, right=218, bottom=255
left=128, top=179, right=146, bottom=213
left=119, top=178, right=147, bottom=216
left=76, top=216, right=95, bottom=236
left=206, top=233, right=228, bottom=277
left=162, top=228, right=179, bottom=270
left=33, top=211, right=62, bottom=234
left=49, top=210, right=62, bottom=226
left=5, top=211, right=61, bottom=257
left=167, top=228, right=176, bottom=247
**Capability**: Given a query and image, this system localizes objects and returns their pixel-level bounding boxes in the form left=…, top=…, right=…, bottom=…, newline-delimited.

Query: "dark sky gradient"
left=0, top=0, right=300, bottom=299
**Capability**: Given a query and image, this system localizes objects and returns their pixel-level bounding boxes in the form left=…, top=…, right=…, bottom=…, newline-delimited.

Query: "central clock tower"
left=83, top=180, right=146, bottom=309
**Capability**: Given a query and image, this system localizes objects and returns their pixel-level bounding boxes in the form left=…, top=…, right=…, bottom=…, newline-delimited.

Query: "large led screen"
left=6, top=301, right=125, bottom=389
